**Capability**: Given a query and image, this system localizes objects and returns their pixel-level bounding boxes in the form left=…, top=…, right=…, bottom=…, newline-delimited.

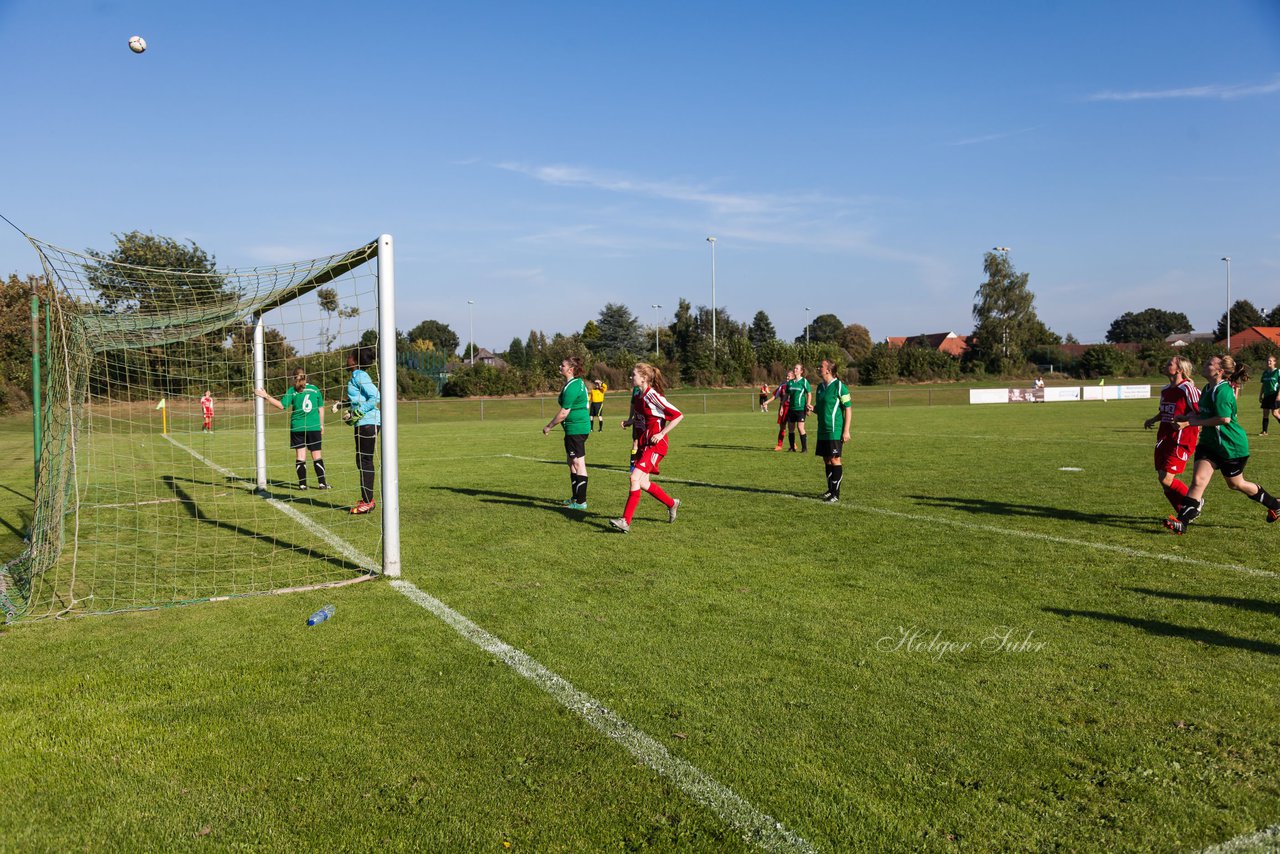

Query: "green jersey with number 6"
left=280, top=384, right=324, bottom=431
left=815, top=379, right=852, bottom=440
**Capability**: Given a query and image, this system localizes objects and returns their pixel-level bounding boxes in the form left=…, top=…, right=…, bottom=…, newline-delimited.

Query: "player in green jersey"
left=543, top=355, right=591, bottom=509
left=255, top=368, right=328, bottom=490
left=1258, top=355, right=1280, bottom=436
left=786, top=362, right=813, bottom=452
left=1167, top=354, right=1280, bottom=533
left=813, top=358, right=853, bottom=503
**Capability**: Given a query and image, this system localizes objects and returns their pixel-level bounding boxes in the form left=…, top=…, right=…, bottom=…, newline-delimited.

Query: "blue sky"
left=2, top=1, right=1277, bottom=352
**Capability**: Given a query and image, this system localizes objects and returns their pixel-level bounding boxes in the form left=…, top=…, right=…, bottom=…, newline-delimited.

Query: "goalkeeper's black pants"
left=354, top=424, right=380, bottom=504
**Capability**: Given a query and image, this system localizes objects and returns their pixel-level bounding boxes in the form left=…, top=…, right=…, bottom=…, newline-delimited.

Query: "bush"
left=859, top=342, right=899, bottom=385
left=896, top=347, right=960, bottom=382
left=1077, top=345, right=1135, bottom=378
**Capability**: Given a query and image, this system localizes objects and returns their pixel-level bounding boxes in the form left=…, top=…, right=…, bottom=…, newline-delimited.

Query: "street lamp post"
left=651, top=304, right=662, bottom=357
left=805, top=306, right=811, bottom=346
left=1222, top=257, right=1231, bottom=352
left=467, top=300, right=475, bottom=365
left=706, top=237, right=717, bottom=364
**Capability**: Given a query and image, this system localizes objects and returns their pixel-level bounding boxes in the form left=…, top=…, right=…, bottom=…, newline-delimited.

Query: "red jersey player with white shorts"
left=610, top=363, right=684, bottom=533
left=1143, top=356, right=1200, bottom=513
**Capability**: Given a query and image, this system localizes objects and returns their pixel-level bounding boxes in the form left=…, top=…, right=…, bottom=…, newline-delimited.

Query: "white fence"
left=969, top=384, right=1151, bottom=405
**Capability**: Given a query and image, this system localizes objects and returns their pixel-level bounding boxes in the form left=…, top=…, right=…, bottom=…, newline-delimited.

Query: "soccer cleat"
left=773, top=445, right=783, bottom=451
left=316, top=483, right=331, bottom=490
left=298, top=484, right=308, bottom=490
left=823, top=494, right=840, bottom=504
left=1268, top=508, right=1279, bottom=524
left=566, top=501, right=588, bottom=511
left=350, top=500, right=376, bottom=515
left=668, top=498, right=680, bottom=523
left=609, top=518, right=631, bottom=533
left=819, top=491, right=833, bottom=501
left=1163, top=515, right=1186, bottom=535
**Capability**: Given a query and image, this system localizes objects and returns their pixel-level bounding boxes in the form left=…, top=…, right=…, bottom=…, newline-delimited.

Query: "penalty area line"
left=499, top=454, right=1274, bottom=579
left=1198, top=824, right=1280, bottom=853
left=390, top=579, right=815, bottom=854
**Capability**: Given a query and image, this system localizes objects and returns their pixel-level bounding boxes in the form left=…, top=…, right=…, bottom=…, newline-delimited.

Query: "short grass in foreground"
left=1, top=400, right=1278, bottom=851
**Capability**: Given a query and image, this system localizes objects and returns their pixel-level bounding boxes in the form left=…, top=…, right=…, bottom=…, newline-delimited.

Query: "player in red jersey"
left=200, top=390, right=214, bottom=433
left=1142, top=356, right=1200, bottom=513
left=772, top=368, right=793, bottom=450
left=610, top=363, right=684, bottom=533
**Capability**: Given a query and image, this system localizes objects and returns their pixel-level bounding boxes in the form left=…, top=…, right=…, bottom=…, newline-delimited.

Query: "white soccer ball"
left=128, top=35, right=147, bottom=54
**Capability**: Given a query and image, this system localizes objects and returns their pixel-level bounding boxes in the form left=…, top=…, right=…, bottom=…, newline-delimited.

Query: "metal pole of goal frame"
left=253, top=315, right=268, bottom=492
left=376, top=234, right=402, bottom=578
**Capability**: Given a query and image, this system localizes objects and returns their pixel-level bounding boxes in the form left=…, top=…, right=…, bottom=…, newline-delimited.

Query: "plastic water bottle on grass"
left=307, top=604, right=335, bottom=626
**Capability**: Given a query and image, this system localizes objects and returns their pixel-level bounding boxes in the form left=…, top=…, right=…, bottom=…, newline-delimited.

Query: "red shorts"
left=776, top=403, right=790, bottom=426
left=634, top=444, right=666, bottom=475
left=1155, top=442, right=1193, bottom=475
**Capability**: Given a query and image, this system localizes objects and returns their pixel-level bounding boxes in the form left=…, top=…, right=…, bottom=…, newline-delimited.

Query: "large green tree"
left=1105, top=308, right=1192, bottom=343
left=1214, top=300, right=1265, bottom=342
left=407, top=319, right=460, bottom=356
left=86, top=231, right=225, bottom=312
left=796, top=312, right=844, bottom=345
left=592, top=303, right=645, bottom=363
left=748, top=310, right=776, bottom=348
left=971, top=251, right=1055, bottom=372
left=838, top=323, right=873, bottom=362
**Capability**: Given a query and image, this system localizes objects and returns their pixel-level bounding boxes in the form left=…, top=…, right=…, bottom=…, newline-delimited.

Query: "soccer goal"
left=1, top=234, right=401, bottom=622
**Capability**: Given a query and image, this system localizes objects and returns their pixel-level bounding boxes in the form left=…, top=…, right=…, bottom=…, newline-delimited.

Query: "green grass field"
left=1, top=396, right=1278, bottom=851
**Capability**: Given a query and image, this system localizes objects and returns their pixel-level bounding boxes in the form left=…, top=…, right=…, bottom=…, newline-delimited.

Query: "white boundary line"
left=164, top=436, right=810, bottom=851
left=501, top=455, right=1276, bottom=579
left=391, top=579, right=814, bottom=853
left=1198, top=825, right=1280, bottom=853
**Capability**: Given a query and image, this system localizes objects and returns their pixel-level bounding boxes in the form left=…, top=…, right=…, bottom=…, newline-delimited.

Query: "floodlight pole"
left=378, top=234, right=401, bottom=578
left=652, top=303, right=662, bottom=357
left=805, top=306, right=811, bottom=346
left=468, top=299, right=475, bottom=365
left=707, top=237, right=716, bottom=365
left=1222, top=257, right=1231, bottom=352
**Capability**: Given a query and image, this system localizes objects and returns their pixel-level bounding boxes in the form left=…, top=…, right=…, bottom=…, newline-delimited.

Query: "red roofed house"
left=1218, top=327, right=1280, bottom=354
left=885, top=332, right=969, bottom=357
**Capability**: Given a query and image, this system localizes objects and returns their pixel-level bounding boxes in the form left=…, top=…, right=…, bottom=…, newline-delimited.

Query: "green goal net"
left=2, top=234, right=397, bottom=621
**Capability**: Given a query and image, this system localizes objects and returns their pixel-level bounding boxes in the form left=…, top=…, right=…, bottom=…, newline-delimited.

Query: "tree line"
left=4, top=236, right=1278, bottom=410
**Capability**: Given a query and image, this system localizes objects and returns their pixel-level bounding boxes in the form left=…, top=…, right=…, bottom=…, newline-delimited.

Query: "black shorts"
left=787, top=408, right=807, bottom=424
left=1262, top=392, right=1278, bottom=410
left=589, top=402, right=603, bottom=417
left=1194, top=447, right=1249, bottom=479
left=815, top=439, right=844, bottom=458
left=563, top=433, right=588, bottom=460
left=290, top=430, right=322, bottom=451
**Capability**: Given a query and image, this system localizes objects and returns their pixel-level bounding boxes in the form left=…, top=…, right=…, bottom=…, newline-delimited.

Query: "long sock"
left=1248, top=486, right=1280, bottom=511
left=623, top=489, right=642, bottom=523
left=830, top=463, right=842, bottom=498
left=575, top=475, right=589, bottom=504
left=776, top=425, right=785, bottom=445
left=789, top=430, right=796, bottom=450
left=1162, top=480, right=1187, bottom=511
left=800, top=433, right=808, bottom=452
left=295, top=460, right=307, bottom=486
left=645, top=482, right=675, bottom=507
left=1265, top=413, right=1271, bottom=433
left=314, top=459, right=327, bottom=486
left=569, top=472, right=579, bottom=501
